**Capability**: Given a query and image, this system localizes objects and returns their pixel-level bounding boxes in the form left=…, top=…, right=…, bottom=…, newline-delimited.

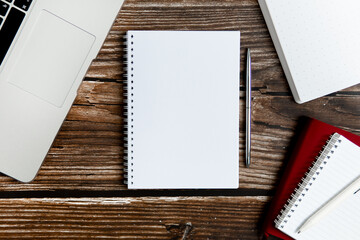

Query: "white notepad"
left=124, top=31, right=240, bottom=189
left=258, top=0, right=360, bottom=103
left=275, top=133, right=360, bottom=239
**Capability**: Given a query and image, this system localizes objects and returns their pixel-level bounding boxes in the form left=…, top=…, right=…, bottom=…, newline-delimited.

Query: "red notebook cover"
left=262, top=118, right=360, bottom=240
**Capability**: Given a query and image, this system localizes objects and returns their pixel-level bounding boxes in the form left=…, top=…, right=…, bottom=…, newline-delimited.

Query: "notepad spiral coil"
left=274, top=133, right=342, bottom=229
left=123, top=33, right=135, bottom=187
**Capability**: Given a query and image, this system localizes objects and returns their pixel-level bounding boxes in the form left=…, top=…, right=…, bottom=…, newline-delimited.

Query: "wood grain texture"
left=0, top=196, right=269, bottom=239
left=1, top=1, right=360, bottom=238
left=0, top=0, right=358, bottom=192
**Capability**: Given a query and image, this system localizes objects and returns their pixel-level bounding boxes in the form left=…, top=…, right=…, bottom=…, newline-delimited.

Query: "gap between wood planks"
left=0, top=189, right=273, bottom=199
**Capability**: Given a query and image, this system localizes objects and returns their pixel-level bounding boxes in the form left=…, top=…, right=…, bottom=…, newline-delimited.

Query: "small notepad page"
left=275, top=133, right=360, bottom=239
left=125, top=31, right=240, bottom=189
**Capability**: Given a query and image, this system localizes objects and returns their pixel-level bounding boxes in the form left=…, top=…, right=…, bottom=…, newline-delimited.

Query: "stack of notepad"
left=263, top=118, right=360, bottom=239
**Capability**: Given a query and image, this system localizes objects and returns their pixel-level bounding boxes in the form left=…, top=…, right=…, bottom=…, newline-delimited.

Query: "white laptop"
left=0, top=0, right=124, bottom=182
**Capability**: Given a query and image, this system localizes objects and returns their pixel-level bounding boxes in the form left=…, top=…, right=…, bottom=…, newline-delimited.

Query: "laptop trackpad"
left=8, top=10, right=95, bottom=107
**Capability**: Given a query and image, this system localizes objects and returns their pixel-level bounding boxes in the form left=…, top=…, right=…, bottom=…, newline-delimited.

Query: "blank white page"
left=125, top=31, right=240, bottom=189
left=276, top=134, right=360, bottom=239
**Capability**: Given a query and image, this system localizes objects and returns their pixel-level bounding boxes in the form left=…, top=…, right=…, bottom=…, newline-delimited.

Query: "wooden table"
left=1, top=0, right=359, bottom=239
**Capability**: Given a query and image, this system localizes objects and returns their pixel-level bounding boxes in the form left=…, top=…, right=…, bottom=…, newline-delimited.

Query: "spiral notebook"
left=275, top=133, right=360, bottom=239
left=123, top=31, right=240, bottom=189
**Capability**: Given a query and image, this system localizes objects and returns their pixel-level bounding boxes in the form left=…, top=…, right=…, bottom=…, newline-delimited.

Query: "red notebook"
left=262, top=118, right=360, bottom=240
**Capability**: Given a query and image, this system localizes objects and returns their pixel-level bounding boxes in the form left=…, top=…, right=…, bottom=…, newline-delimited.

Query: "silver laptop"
left=0, top=0, right=124, bottom=182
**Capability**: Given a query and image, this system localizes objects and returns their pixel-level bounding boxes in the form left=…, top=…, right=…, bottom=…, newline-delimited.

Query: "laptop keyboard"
left=0, top=0, right=32, bottom=66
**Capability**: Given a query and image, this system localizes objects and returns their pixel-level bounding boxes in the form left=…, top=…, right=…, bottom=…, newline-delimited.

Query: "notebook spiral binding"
left=274, top=133, right=342, bottom=229
left=123, top=33, right=135, bottom=186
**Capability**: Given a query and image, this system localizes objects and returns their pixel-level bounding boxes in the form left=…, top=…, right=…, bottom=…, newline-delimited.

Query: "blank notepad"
left=124, top=31, right=240, bottom=189
left=275, top=133, right=360, bottom=239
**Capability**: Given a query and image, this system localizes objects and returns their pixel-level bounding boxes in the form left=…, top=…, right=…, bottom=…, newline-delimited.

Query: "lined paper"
left=276, top=134, right=360, bottom=239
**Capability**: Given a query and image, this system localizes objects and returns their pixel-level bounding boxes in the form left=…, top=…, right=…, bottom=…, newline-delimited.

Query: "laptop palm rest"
left=8, top=10, right=95, bottom=108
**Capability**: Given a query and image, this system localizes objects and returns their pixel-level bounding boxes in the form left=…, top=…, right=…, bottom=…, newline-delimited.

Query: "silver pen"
left=245, top=48, right=252, bottom=168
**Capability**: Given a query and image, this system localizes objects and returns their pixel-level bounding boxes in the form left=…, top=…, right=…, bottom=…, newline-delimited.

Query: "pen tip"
left=246, top=158, right=250, bottom=168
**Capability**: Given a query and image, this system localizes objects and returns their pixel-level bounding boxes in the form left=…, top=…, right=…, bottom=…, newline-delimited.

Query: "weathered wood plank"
left=1, top=1, right=358, bottom=239
left=0, top=0, right=358, bottom=192
left=0, top=96, right=358, bottom=190
left=0, top=196, right=269, bottom=239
